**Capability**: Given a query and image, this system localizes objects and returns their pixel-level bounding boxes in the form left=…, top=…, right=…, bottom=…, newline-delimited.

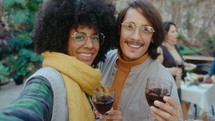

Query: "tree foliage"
left=0, top=0, right=44, bottom=81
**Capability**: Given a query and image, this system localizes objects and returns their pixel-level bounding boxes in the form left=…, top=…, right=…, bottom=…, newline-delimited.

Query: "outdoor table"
left=182, top=55, right=214, bottom=62
left=182, top=55, right=214, bottom=74
left=180, top=81, right=215, bottom=121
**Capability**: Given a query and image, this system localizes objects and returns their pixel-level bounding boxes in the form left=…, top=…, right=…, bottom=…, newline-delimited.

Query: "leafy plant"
left=183, top=12, right=192, bottom=30
left=1, top=0, right=44, bottom=83
left=179, top=45, right=203, bottom=55
left=178, top=31, right=185, bottom=40
left=5, top=49, right=42, bottom=80
left=204, top=34, right=215, bottom=56
left=0, top=63, right=9, bottom=82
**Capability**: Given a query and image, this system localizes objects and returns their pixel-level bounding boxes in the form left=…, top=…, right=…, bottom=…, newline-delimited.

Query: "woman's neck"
left=163, top=41, right=175, bottom=50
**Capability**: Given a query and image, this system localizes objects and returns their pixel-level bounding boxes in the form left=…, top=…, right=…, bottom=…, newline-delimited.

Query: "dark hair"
left=163, top=21, right=176, bottom=34
left=115, top=0, right=164, bottom=59
left=32, top=0, right=116, bottom=67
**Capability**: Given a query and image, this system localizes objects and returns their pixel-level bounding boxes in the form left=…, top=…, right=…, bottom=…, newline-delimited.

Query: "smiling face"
left=67, top=25, right=99, bottom=66
left=120, top=8, right=153, bottom=61
left=165, top=25, right=178, bottom=45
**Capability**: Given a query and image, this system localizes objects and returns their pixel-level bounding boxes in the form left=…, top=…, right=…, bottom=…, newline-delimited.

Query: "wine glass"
left=92, top=85, right=115, bottom=120
left=145, top=77, right=173, bottom=120
left=175, top=60, right=185, bottom=85
left=175, top=60, right=184, bottom=69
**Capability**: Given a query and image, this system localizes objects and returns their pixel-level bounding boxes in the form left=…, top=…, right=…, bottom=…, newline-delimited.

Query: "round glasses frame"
left=121, top=22, right=155, bottom=39
left=71, top=32, right=105, bottom=46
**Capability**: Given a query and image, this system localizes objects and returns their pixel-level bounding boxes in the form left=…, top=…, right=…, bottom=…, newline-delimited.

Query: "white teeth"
left=129, top=44, right=141, bottom=48
left=126, top=41, right=142, bottom=48
left=80, top=53, right=92, bottom=57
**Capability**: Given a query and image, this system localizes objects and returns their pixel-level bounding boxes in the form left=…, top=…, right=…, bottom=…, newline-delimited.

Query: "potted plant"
left=5, top=49, right=42, bottom=85
left=1, top=0, right=44, bottom=85
left=0, top=63, right=10, bottom=85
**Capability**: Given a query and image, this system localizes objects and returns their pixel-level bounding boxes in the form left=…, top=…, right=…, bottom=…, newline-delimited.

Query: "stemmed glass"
left=145, top=77, right=173, bottom=121
left=92, top=85, right=115, bottom=121
left=175, top=60, right=184, bottom=69
left=175, top=60, right=185, bottom=86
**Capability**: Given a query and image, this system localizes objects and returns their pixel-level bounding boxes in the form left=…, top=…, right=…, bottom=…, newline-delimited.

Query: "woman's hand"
left=197, top=74, right=212, bottom=83
left=150, top=96, right=181, bottom=121
left=169, top=67, right=182, bottom=76
left=95, top=110, right=123, bottom=121
left=202, top=75, right=212, bottom=83
left=202, top=75, right=213, bottom=83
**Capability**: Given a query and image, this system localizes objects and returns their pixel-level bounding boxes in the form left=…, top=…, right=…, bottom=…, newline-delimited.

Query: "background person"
left=0, top=0, right=122, bottom=120
left=157, top=21, right=196, bottom=100
left=99, top=1, right=182, bottom=121
left=198, top=59, right=215, bottom=83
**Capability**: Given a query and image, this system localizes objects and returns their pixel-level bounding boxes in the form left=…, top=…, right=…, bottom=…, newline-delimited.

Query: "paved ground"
left=0, top=80, right=215, bottom=121
left=0, top=80, right=23, bottom=109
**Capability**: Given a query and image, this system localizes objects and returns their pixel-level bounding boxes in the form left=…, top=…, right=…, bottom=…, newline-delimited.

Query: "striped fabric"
left=0, top=77, right=53, bottom=121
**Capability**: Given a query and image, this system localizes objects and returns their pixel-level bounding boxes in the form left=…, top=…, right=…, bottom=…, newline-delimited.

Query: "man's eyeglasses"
left=121, top=22, right=155, bottom=39
left=71, top=32, right=105, bottom=46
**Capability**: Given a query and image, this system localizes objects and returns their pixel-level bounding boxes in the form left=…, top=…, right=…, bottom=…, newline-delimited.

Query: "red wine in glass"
left=93, top=95, right=114, bottom=115
left=92, top=85, right=115, bottom=117
left=176, top=61, right=185, bottom=80
left=175, top=60, right=184, bottom=68
left=145, top=88, right=170, bottom=107
left=145, top=77, right=173, bottom=107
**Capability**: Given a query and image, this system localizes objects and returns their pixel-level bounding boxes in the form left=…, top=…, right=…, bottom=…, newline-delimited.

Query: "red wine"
left=176, top=64, right=185, bottom=80
left=145, top=88, right=170, bottom=107
left=177, top=64, right=184, bottom=68
left=93, top=95, right=114, bottom=115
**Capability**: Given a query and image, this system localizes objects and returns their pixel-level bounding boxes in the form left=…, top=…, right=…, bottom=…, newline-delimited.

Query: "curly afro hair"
left=32, top=0, right=116, bottom=67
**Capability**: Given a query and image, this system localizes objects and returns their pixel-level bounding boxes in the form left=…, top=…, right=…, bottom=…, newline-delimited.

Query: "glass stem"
left=148, top=107, right=155, bottom=121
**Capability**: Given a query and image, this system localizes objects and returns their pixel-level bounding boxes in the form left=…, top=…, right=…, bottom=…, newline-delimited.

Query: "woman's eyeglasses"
left=121, top=22, right=155, bottom=39
left=71, top=32, right=105, bottom=46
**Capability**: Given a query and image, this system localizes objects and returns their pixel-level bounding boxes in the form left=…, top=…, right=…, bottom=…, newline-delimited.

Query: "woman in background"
left=157, top=21, right=195, bottom=100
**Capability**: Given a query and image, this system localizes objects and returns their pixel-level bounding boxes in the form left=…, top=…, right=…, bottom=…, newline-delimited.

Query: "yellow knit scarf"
left=42, top=51, right=103, bottom=121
